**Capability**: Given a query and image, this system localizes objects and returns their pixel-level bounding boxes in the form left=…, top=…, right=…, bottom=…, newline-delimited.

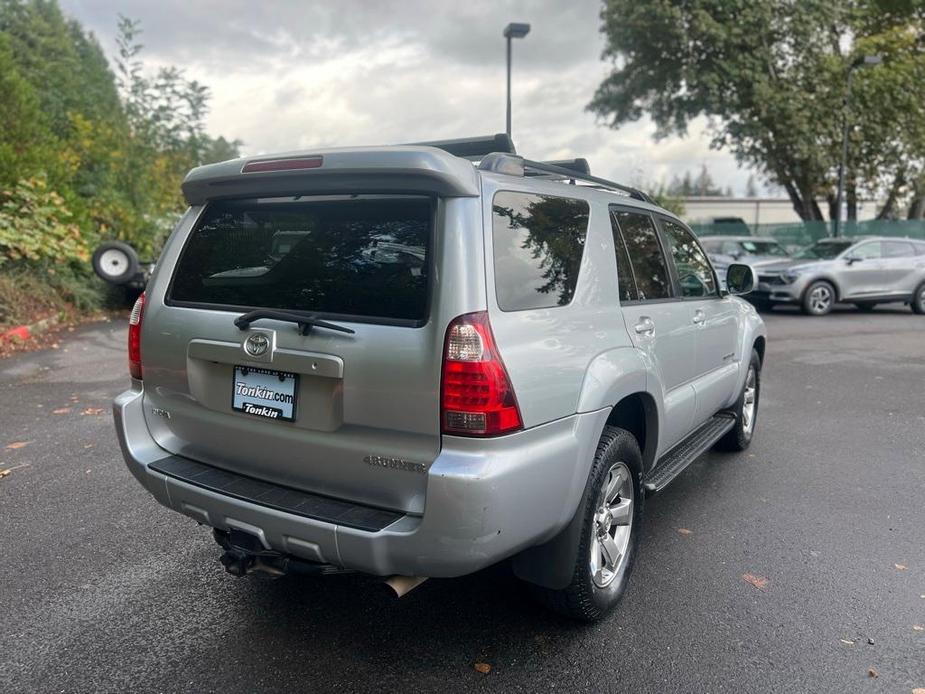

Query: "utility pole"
left=503, top=23, right=530, bottom=138
left=833, top=54, right=882, bottom=237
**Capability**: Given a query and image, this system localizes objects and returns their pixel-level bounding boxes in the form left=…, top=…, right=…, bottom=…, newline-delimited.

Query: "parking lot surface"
left=1, top=306, right=923, bottom=693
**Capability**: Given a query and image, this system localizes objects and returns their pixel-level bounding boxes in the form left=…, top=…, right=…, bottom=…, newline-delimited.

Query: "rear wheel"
left=715, top=349, right=761, bottom=452
left=801, top=280, right=835, bottom=316
left=528, top=427, right=643, bottom=622
left=912, top=282, right=925, bottom=315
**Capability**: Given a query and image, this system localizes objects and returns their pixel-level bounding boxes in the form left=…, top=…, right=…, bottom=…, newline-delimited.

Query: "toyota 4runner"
left=114, top=134, right=766, bottom=621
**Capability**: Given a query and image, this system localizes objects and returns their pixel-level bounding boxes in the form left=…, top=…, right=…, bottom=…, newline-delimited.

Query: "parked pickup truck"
left=113, top=134, right=766, bottom=621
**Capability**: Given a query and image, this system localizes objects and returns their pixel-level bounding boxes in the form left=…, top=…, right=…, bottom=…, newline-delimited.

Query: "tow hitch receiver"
left=213, top=528, right=351, bottom=578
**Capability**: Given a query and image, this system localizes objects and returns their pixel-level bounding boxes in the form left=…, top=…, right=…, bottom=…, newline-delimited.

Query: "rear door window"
left=883, top=240, right=915, bottom=258
left=168, top=195, right=433, bottom=324
left=491, top=191, right=589, bottom=311
left=610, top=209, right=673, bottom=301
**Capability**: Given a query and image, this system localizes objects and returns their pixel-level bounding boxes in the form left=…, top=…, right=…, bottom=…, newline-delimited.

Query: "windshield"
left=738, top=241, right=788, bottom=256
left=794, top=240, right=852, bottom=260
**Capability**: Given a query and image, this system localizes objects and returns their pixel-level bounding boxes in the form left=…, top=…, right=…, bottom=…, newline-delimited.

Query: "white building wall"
left=680, top=197, right=879, bottom=225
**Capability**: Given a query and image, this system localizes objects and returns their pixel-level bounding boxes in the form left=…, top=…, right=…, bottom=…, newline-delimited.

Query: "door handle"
left=634, top=317, right=655, bottom=336
left=692, top=309, right=705, bottom=325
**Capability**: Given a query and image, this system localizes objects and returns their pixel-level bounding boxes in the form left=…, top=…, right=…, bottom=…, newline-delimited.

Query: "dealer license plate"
left=232, top=365, right=298, bottom=422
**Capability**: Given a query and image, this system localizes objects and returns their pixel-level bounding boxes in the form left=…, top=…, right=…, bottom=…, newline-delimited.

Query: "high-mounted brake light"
left=128, top=292, right=145, bottom=380
left=241, top=156, right=323, bottom=173
left=441, top=312, right=523, bottom=437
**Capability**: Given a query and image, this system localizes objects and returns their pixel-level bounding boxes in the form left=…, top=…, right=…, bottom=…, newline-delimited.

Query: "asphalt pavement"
left=1, top=306, right=924, bottom=693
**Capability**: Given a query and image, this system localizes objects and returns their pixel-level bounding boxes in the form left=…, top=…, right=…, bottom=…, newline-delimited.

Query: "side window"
left=850, top=242, right=882, bottom=259
left=721, top=241, right=740, bottom=256
left=609, top=215, right=639, bottom=302
left=883, top=241, right=915, bottom=258
left=661, top=220, right=718, bottom=298
left=491, top=191, right=589, bottom=311
left=612, top=210, right=673, bottom=301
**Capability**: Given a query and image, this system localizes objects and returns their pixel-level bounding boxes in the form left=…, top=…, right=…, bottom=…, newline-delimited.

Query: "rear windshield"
left=169, top=196, right=433, bottom=324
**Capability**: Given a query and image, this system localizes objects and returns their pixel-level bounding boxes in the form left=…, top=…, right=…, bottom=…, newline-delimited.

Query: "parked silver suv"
left=753, top=236, right=925, bottom=315
left=113, top=135, right=766, bottom=621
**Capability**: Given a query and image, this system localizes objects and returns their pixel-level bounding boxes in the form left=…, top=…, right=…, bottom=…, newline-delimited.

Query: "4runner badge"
left=364, top=455, right=428, bottom=474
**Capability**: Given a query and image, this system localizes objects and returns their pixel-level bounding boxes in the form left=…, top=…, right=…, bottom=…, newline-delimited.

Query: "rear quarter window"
left=168, top=195, right=433, bottom=324
left=491, top=191, right=589, bottom=311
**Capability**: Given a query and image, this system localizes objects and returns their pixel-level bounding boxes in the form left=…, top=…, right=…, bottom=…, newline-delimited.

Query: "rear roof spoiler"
left=405, top=133, right=517, bottom=159
left=181, top=147, right=481, bottom=205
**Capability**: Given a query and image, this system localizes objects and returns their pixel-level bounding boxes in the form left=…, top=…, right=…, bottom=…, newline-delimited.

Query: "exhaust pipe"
left=383, top=575, right=429, bottom=598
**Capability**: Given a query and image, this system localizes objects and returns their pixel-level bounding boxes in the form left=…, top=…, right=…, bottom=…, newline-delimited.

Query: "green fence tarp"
left=689, top=220, right=925, bottom=251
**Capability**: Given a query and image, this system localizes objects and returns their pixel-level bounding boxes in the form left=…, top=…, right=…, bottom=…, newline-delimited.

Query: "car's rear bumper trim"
left=149, top=456, right=403, bottom=533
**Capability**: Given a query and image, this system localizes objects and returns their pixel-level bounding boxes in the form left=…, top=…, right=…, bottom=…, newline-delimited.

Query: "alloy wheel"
left=590, top=462, right=634, bottom=588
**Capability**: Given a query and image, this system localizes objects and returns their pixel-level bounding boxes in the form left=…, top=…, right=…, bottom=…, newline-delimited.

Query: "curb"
left=0, top=314, right=60, bottom=345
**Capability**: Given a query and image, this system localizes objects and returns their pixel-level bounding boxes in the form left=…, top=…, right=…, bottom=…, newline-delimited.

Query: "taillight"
left=128, top=292, right=145, bottom=380
left=441, top=311, right=522, bottom=437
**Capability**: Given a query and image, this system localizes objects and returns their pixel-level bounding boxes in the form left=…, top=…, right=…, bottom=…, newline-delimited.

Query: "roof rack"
left=406, top=133, right=516, bottom=159
left=535, top=158, right=591, bottom=176
left=479, top=153, right=653, bottom=204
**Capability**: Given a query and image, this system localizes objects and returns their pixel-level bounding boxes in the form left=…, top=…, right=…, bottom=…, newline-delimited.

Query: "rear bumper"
left=114, top=386, right=607, bottom=578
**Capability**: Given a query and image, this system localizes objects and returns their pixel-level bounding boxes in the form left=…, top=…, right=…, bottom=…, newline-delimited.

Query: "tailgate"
left=139, top=194, right=446, bottom=515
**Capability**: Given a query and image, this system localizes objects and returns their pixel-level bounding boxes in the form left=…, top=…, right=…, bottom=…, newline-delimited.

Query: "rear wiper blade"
left=234, top=309, right=355, bottom=336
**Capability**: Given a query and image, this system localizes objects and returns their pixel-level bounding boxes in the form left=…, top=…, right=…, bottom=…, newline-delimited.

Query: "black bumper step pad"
left=149, top=456, right=403, bottom=532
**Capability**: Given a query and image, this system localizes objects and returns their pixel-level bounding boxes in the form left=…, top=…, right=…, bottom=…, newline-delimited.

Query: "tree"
left=745, top=175, right=758, bottom=198
left=590, top=1, right=925, bottom=221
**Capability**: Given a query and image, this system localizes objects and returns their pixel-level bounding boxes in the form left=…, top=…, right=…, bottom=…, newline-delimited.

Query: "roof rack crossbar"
left=405, top=133, right=516, bottom=159
left=537, top=158, right=591, bottom=176
left=523, top=158, right=652, bottom=203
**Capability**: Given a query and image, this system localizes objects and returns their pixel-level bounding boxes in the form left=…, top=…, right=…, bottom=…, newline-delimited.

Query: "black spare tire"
left=92, top=241, right=140, bottom=285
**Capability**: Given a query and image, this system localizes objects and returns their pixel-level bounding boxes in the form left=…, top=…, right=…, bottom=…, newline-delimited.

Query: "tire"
left=92, top=241, right=140, bottom=285
left=801, top=280, right=836, bottom=316
left=528, top=427, right=644, bottom=622
left=715, top=349, right=761, bottom=452
left=912, top=282, right=925, bottom=315
left=854, top=302, right=878, bottom=312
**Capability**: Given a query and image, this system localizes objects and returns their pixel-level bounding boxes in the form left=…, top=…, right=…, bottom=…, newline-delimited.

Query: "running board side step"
left=643, top=413, right=736, bottom=493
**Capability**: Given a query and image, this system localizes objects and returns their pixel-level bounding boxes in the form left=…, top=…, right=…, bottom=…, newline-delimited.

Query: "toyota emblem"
left=244, top=333, right=270, bottom=357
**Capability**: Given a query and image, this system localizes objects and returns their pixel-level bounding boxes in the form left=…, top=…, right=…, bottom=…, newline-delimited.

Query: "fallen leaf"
left=52, top=408, right=71, bottom=415
left=677, top=528, right=693, bottom=535
left=914, top=625, right=923, bottom=632
left=474, top=663, right=491, bottom=675
left=0, top=463, right=30, bottom=479
left=839, top=639, right=854, bottom=645
left=742, top=573, right=768, bottom=590
left=895, top=564, right=908, bottom=571
left=912, top=689, right=925, bottom=694
left=81, top=407, right=104, bottom=416
left=868, top=668, right=878, bottom=678
left=5, top=441, right=31, bottom=450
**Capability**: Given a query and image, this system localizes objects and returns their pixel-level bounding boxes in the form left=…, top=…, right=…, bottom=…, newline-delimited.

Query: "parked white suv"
left=114, top=134, right=766, bottom=621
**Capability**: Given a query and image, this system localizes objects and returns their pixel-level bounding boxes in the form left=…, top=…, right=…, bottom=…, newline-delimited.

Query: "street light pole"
left=833, top=54, right=882, bottom=238
left=503, top=22, right=530, bottom=138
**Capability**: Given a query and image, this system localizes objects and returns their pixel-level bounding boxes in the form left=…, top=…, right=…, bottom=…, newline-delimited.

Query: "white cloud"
left=61, top=0, right=768, bottom=195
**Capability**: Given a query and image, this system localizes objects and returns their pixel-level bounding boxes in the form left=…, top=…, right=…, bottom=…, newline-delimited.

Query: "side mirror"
left=845, top=255, right=862, bottom=265
left=725, top=263, right=755, bottom=296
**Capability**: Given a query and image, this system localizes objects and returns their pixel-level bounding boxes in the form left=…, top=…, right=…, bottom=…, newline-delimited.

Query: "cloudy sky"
left=60, top=0, right=764, bottom=195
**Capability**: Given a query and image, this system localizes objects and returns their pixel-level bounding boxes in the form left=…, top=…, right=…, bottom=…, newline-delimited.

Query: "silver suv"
left=113, top=135, right=766, bottom=621
left=753, top=236, right=925, bottom=315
